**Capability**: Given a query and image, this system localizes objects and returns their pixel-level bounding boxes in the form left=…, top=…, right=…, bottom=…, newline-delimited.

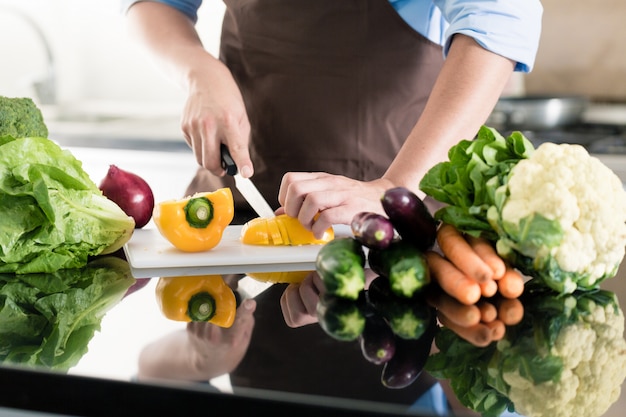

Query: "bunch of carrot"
left=426, top=224, right=525, bottom=347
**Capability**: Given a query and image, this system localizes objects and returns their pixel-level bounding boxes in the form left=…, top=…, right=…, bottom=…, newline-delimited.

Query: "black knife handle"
left=220, top=144, right=238, bottom=176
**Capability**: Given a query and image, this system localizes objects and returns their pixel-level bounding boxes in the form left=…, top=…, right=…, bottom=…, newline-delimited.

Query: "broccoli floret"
left=0, top=96, right=48, bottom=138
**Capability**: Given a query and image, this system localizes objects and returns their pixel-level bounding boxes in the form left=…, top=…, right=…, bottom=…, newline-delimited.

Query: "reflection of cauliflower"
left=425, top=286, right=626, bottom=417
left=498, top=143, right=626, bottom=293
left=503, top=292, right=626, bottom=417
left=419, top=126, right=626, bottom=294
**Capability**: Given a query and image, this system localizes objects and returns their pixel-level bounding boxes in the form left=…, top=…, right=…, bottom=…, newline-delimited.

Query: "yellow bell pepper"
left=240, top=214, right=334, bottom=246
left=246, top=270, right=314, bottom=284
left=153, top=188, right=234, bottom=252
left=155, top=275, right=237, bottom=327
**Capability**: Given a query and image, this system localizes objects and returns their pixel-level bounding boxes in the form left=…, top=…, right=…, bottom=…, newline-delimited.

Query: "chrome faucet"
left=1, top=6, right=56, bottom=105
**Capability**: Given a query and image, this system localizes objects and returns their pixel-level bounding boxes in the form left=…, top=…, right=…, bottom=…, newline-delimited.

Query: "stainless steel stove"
left=499, top=102, right=626, bottom=186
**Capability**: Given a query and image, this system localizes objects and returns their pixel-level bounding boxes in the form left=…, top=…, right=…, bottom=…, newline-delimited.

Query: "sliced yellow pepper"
left=153, top=188, right=234, bottom=252
left=155, top=275, right=237, bottom=327
left=240, top=214, right=334, bottom=246
left=247, top=270, right=314, bottom=284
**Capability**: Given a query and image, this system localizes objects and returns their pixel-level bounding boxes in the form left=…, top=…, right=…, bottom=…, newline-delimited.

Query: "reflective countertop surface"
left=1, top=124, right=625, bottom=417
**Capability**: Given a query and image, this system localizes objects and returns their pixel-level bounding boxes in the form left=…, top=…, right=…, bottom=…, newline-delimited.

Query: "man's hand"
left=278, top=173, right=394, bottom=238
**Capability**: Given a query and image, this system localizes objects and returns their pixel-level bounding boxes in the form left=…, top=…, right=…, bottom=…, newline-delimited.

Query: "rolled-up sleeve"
left=120, top=0, right=203, bottom=22
left=434, top=0, right=543, bottom=72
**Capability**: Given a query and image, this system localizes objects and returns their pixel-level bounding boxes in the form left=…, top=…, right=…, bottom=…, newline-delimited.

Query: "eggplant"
left=317, top=293, right=366, bottom=342
left=380, top=315, right=437, bottom=389
left=359, top=313, right=397, bottom=365
left=367, top=276, right=434, bottom=340
left=367, top=240, right=430, bottom=298
left=315, top=237, right=366, bottom=300
left=351, top=212, right=395, bottom=250
left=381, top=187, right=438, bottom=252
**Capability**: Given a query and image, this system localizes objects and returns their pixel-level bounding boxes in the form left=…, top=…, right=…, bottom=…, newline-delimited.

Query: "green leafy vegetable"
left=0, top=256, right=135, bottom=371
left=419, top=126, right=626, bottom=294
left=0, top=96, right=48, bottom=138
left=425, top=284, right=626, bottom=417
left=0, top=136, right=135, bottom=273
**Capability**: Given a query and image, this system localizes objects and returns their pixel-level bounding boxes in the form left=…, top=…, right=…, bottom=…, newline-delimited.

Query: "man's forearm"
left=384, top=35, right=515, bottom=195
left=125, top=1, right=218, bottom=91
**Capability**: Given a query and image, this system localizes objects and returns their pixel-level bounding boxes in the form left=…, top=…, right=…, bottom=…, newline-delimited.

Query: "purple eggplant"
left=351, top=212, right=395, bottom=250
left=359, top=313, right=397, bottom=365
left=381, top=187, right=438, bottom=252
left=380, top=314, right=437, bottom=389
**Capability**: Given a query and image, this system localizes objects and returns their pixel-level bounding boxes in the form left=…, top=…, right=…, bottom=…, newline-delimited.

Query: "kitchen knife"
left=220, top=144, right=275, bottom=218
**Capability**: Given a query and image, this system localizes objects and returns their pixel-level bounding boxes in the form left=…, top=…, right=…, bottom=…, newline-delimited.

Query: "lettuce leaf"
left=0, top=136, right=134, bottom=273
left=419, top=126, right=534, bottom=240
left=0, top=256, right=134, bottom=371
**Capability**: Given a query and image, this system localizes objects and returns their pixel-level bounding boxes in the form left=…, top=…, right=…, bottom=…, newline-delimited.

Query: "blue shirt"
left=122, top=0, right=542, bottom=72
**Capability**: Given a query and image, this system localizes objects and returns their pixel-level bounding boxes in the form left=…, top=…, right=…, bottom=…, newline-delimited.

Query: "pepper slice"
left=246, top=270, right=313, bottom=284
left=240, top=214, right=334, bottom=245
left=153, top=188, right=234, bottom=252
left=155, top=274, right=237, bottom=327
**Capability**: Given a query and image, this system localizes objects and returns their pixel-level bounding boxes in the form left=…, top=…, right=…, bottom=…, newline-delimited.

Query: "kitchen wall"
left=0, top=0, right=225, bottom=110
left=1, top=0, right=625, bottom=111
left=525, top=0, right=626, bottom=101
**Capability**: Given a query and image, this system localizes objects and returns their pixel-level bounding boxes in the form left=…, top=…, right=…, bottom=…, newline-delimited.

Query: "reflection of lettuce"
left=0, top=135, right=135, bottom=273
left=0, top=256, right=135, bottom=371
left=425, top=283, right=626, bottom=417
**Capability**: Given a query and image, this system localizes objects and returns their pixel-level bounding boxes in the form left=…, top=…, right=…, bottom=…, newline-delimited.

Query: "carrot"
left=438, top=314, right=493, bottom=347
left=428, top=290, right=481, bottom=327
left=497, top=267, right=525, bottom=299
left=485, top=320, right=506, bottom=341
left=479, top=279, right=498, bottom=298
left=477, top=300, right=498, bottom=323
left=466, top=235, right=507, bottom=280
left=426, top=251, right=482, bottom=306
left=497, top=298, right=524, bottom=325
left=436, top=224, right=494, bottom=283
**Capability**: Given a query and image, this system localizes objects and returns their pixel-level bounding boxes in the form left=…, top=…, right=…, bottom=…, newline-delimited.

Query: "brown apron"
left=185, top=0, right=444, bottom=226
left=186, top=0, right=446, bottom=406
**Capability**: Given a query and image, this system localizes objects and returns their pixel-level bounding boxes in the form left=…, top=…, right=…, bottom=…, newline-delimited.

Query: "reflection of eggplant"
left=359, top=313, right=396, bottom=365
left=0, top=256, right=135, bottom=372
left=381, top=315, right=437, bottom=389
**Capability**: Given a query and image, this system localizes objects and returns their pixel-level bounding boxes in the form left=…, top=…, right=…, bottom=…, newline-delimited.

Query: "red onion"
left=99, top=165, right=155, bottom=228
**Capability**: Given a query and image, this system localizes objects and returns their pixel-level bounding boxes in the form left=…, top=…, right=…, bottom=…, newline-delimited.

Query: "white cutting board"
left=123, top=224, right=352, bottom=278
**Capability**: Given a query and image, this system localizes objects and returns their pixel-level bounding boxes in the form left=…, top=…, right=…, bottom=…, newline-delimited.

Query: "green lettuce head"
left=0, top=136, right=134, bottom=273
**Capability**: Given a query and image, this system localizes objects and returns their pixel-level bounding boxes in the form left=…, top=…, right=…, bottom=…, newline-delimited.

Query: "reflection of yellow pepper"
left=247, top=270, right=313, bottom=284
left=153, top=188, right=234, bottom=252
left=241, top=214, right=334, bottom=245
left=155, top=275, right=237, bottom=327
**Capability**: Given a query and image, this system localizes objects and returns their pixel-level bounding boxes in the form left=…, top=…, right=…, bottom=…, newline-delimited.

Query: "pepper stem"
left=187, top=292, right=217, bottom=322
left=184, top=196, right=214, bottom=228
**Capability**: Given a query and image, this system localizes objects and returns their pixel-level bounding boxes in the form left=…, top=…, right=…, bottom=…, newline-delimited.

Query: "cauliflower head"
left=504, top=294, right=626, bottom=417
left=425, top=287, right=626, bottom=417
left=494, top=143, right=626, bottom=293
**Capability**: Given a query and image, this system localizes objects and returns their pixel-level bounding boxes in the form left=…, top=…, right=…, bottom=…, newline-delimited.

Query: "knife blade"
left=220, top=144, right=275, bottom=218
left=237, top=275, right=274, bottom=300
